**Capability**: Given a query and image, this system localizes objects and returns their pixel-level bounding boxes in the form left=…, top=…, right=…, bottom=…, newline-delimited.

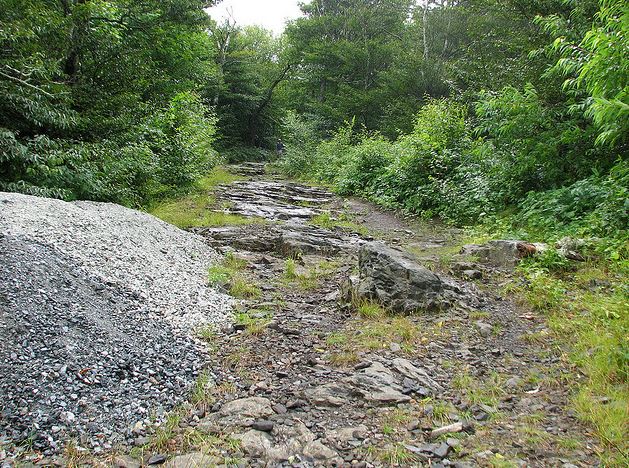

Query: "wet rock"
left=217, top=180, right=332, bottom=221
left=354, top=242, right=453, bottom=313
left=229, top=162, right=266, bottom=177
left=198, top=226, right=281, bottom=252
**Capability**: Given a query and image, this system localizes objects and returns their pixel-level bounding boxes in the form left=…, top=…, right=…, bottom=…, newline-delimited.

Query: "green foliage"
left=0, top=0, right=222, bottom=206
left=516, top=160, right=629, bottom=241
left=541, top=0, right=629, bottom=146
left=152, top=91, right=220, bottom=190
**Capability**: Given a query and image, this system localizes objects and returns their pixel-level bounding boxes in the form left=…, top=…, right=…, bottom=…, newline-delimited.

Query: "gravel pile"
left=0, top=192, right=231, bottom=454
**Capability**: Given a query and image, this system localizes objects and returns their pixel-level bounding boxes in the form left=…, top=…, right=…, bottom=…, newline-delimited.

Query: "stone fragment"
left=113, top=456, right=141, bottom=468
left=305, top=383, right=348, bottom=407
left=430, top=421, right=464, bottom=439
left=219, top=397, right=274, bottom=419
left=237, top=429, right=273, bottom=458
left=326, top=425, right=369, bottom=447
left=164, top=453, right=218, bottom=468
left=348, top=362, right=411, bottom=404
left=252, top=420, right=275, bottom=432
left=475, top=321, right=492, bottom=338
left=147, top=454, right=167, bottom=465
left=390, top=358, right=442, bottom=391
left=302, top=440, right=339, bottom=461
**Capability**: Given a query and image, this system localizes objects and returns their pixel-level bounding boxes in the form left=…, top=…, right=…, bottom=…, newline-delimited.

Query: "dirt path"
left=122, top=164, right=600, bottom=468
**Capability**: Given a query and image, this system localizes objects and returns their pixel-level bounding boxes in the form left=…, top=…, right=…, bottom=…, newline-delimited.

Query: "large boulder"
left=354, top=242, right=451, bottom=313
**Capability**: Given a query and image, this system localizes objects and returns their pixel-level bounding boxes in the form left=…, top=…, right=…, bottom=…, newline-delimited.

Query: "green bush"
left=518, top=159, right=629, bottom=239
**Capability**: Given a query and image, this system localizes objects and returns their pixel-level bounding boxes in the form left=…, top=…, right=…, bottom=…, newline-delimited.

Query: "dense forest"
left=1, top=0, right=628, bottom=464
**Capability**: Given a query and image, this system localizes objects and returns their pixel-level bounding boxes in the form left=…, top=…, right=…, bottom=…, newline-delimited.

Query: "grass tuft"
left=311, top=211, right=368, bottom=235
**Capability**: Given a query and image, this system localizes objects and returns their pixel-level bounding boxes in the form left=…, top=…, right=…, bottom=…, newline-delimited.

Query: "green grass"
left=325, top=316, right=426, bottom=365
left=149, top=167, right=262, bottom=228
left=229, top=277, right=261, bottom=299
left=368, top=443, right=419, bottom=466
left=356, top=299, right=387, bottom=319
left=234, top=309, right=273, bottom=335
left=208, top=264, right=233, bottom=285
left=512, top=256, right=629, bottom=466
left=191, top=371, right=214, bottom=406
left=207, top=252, right=261, bottom=299
left=310, top=211, right=368, bottom=235
left=281, top=258, right=339, bottom=291
left=451, top=371, right=506, bottom=407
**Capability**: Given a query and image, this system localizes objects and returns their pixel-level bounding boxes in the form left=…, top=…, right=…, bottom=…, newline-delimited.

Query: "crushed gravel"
left=0, top=192, right=232, bottom=454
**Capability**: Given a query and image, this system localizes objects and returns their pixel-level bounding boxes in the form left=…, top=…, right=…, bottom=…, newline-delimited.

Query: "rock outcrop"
left=351, top=241, right=454, bottom=313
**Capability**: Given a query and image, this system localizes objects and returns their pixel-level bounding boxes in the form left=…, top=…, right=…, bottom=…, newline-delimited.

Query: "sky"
left=207, top=0, right=304, bottom=35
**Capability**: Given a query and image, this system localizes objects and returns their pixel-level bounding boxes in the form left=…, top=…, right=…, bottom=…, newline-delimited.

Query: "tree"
left=208, top=24, right=290, bottom=148
left=543, top=0, right=628, bottom=146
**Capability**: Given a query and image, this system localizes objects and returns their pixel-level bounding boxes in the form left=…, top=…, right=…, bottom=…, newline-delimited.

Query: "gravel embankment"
left=0, top=192, right=231, bottom=454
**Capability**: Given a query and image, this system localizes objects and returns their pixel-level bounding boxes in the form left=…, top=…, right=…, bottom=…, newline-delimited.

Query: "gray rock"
left=238, top=429, right=273, bottom=458
left=305, top=383, right=348, bottom=407
left=325, top=425, right=369, bottom=448
left=252, top=420, right=275, bottom=432
left=461, top=240, right=545, bottom=268
left=475, top=321, right=492, bottom=338
left=354, top=242, right=453, bottom=313
left=462, top=270, right=482, bottom=280
left=390, top=358, right=442, bottom=391
left=219, top=397, right=274, bottom=419
left=347, top=362, right=411, bottom=404
left=164, top=453, right=219, bottom=468
left=113, top=456, right=141, bottom=468
left=147, top=454, right=167, bottom=465
left=302, top=440, right=340, bottom=461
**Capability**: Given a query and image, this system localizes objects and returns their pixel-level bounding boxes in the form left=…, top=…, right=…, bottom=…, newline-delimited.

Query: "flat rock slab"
left=235, top=420, right=340, bottom=464
left=305, top=359, right=439, bottom=407
left=197, top=224, right=362, bottom=257
left=164, top=452, right=220, bottom=467
left=218, top=180, right=334, bottom=221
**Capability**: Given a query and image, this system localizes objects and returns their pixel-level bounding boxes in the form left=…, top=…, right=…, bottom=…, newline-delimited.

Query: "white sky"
left=207, top=0, right=304, bottom=35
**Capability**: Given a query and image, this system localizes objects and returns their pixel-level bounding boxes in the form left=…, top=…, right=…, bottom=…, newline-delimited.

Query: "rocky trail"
left=3, top=164, right=602, bottom=467
left=131, top=163, right=598, bottom=468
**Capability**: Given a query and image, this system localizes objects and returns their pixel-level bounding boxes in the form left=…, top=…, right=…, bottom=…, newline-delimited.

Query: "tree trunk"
left=422, top=0, right=430, bottom=60
left=247, top=64, right=292, bottom=146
